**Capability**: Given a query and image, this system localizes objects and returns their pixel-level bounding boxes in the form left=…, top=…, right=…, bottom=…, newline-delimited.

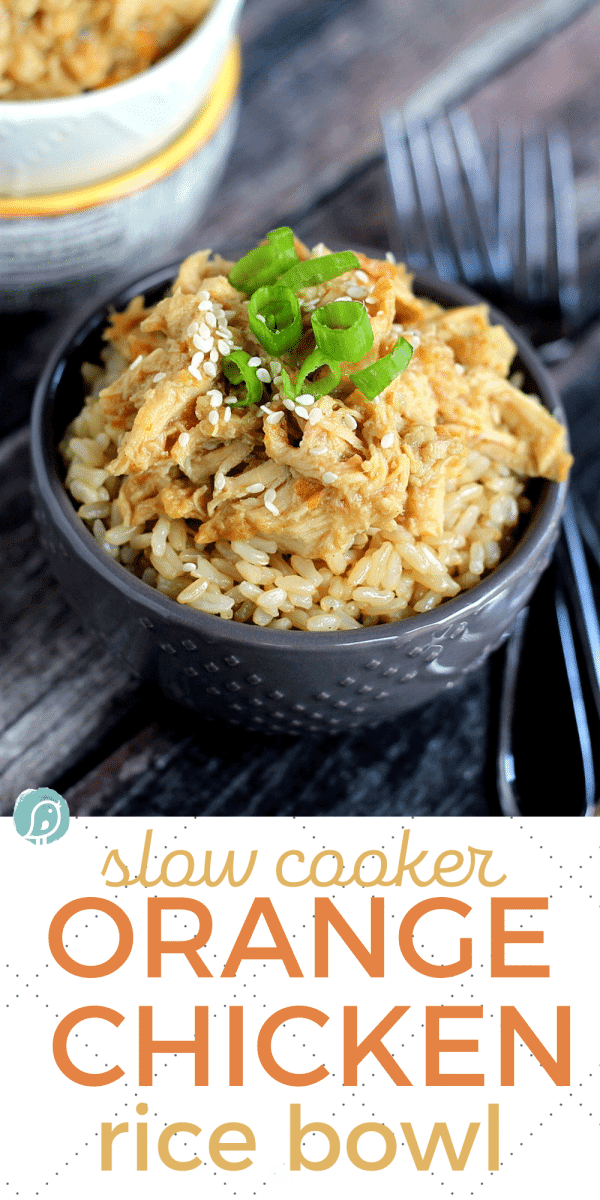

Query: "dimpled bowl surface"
left=30, top=266, right=568, bottom=735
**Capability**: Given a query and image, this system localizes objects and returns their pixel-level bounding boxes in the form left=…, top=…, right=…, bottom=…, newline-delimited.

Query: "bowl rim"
left=0, top=0, right=243, bottom=116
left=0, top=45, right=240, bottom=218
left=30, top=260, right=569, bottom=655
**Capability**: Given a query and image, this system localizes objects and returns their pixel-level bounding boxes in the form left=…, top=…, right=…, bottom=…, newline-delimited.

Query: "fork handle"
left=401, top=0, right=597, bottom=121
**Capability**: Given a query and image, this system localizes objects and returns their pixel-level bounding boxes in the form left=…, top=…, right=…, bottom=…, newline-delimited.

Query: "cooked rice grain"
left=61, top=237, right=571, bottom=630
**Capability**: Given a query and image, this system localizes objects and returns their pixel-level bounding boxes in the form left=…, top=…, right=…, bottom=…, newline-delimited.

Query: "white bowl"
left=0, top=0, right=244, bottom=194
left=0, top=46, right=240, bottom=311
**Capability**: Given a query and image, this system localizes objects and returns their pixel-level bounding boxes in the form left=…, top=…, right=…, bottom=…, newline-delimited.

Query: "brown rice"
left=60, top=237, right=571, bottom=632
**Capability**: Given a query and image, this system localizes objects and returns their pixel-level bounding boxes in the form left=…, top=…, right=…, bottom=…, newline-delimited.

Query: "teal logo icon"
left=13, top=788, right=70, bottom=846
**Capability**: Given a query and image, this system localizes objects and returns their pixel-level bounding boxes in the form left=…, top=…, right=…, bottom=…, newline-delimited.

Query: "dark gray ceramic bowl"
left=30, top=264, right=568, bottom=735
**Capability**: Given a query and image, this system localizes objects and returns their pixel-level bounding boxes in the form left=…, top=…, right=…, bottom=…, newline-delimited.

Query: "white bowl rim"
left=0, top=0, right=242, bottom=117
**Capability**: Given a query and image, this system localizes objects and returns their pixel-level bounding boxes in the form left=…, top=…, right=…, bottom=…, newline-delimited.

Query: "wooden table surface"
left=2, top=0, right=600, bottom=817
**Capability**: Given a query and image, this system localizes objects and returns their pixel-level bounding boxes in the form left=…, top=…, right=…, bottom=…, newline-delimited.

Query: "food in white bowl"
left=61, top=229, right=571, bottom=632
left=1, top=0, right=213, bottom=98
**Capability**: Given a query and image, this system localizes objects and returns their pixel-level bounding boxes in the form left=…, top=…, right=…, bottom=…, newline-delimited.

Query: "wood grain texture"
left=191, top=0, right=600, bottom=250
left=1, top=0, right=600, bottom=816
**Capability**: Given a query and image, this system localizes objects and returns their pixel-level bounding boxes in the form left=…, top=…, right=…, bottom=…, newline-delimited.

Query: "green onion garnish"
left=248, top=285, right=303, bottom=355
left=283, top=346, right=342, bottom=402
left=311, top=300, right=374, bottom=362
left=277, top=251, right=360, bottom=292
left=349, top=336, right=413, bottom=400
left=229, top=227, right=299, bottom=295
left=222, top=350, right=263, bottom=407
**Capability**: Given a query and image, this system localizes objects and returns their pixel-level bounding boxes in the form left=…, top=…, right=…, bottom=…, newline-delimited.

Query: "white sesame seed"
left=381, top=432, right=394, bottom=448
left=344, top=413, right=357, bottom=429
left=283, top=398, right=296, bottom=411
left=322, top=471, right=338, bottom=484
left=386, top=251, right=396, bottom=263
left=224, top=407, right=232, bottom=422
left=210, top=348, right=219, bottom=363
left=182, top=561, right=197, bottom=572
left=199, top=289, right=210, bottom=300
left=365, top=295, right=377, bottom=305
left=265, top=501, right=279, bottom=516
left=270, top=360, right=282, bottom=374
left=224, top=396, right=237, bottom=405
left=264, top=488, right=277, bottom=503
left=179, top=431, right=190, bottom=446
left=246, top=482, right=265, bottom=493
left=347, top=285, right=366, bottom=298
left=257, top=367, right=271, bottom=382
left=204, top=362, right=217, bottom=378
left=198, top=322, right=211, bottom=339
left=308, top=408, right=322, bottom=425
left=208, top=410, right=219, bottom=425
left=296, top=406, right=309, bottom=419
left=152, top=372, right=166, bottom=382
left=355, top=270, right=369, bottom=284
left=129, top=354, right=143, bottom=370
left=217, top=339, right=230, bottom=355
left=193, top=334, right=204, bottom=351
left=266, top=410, right=284, bottom=425
left=214, top=471, right=226, bottom=492
left=455, top=362, right=465, bottom=374
left=188, top=365, right=202, bottom=380
left=210, top=394, right=222, bottom=408
left=248, top=356, right=261, bottom=367
left=213, top=305, right=224, bottom=317
left=191, top=351, right=204, bottom=369
left=205, top=312, right=217, bottom=328
left=256, top=313, right=266, bottom=323
left=259, top=404, right=272, bottom=414
left=295, top=393, right=314, bottom=405
left=198, top=299, right=212, bottom=311
left=273, top=374, right=283, bottom=385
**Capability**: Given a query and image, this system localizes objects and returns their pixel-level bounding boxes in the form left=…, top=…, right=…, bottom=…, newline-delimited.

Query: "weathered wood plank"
left=0, top=428, right=140, bottom=812
left=193, top=0, right=600, bottom=249
left=1, top=0, right=600, bottom=815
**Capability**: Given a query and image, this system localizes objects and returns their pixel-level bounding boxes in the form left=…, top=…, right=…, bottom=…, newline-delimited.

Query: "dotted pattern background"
left=1, top=816, right=599, bottom=1198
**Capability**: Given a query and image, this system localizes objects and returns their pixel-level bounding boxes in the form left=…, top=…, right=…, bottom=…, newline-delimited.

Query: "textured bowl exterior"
left=30, top=268, right=568, bottom=734
left=0, top=0, right=244, bottom=193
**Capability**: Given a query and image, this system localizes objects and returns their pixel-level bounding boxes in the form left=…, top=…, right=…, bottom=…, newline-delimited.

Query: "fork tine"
left=427, top=113, right=480, bottom=283
left=403, top=117, right=457, bottom=279
left=546, top=126, right=580, bottom=326
left=521, top=127, right=548, bottom=302
left=496, top=123, right=520, bottom=287
left=446, top=106, right=507, bottom=285
left=381, top=109, right=432, bottom=271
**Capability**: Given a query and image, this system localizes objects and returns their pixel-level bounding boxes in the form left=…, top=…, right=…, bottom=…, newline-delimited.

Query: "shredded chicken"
left=90, top=239, right=570, bottom=565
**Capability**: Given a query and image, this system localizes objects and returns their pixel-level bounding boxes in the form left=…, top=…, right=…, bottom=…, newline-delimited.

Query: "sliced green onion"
left=349, top=336, right=413, bottom=400
left=277, top=251, right=360, bottom=292
left=229, top=227, right=299, bottom=295
left=311, top=300, right=374, bottom=362
left=290, top=347, right=342, bottom=400
left=248, top=285, right=303, bottom=355
left=222, top=351, right=263, bottom=407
